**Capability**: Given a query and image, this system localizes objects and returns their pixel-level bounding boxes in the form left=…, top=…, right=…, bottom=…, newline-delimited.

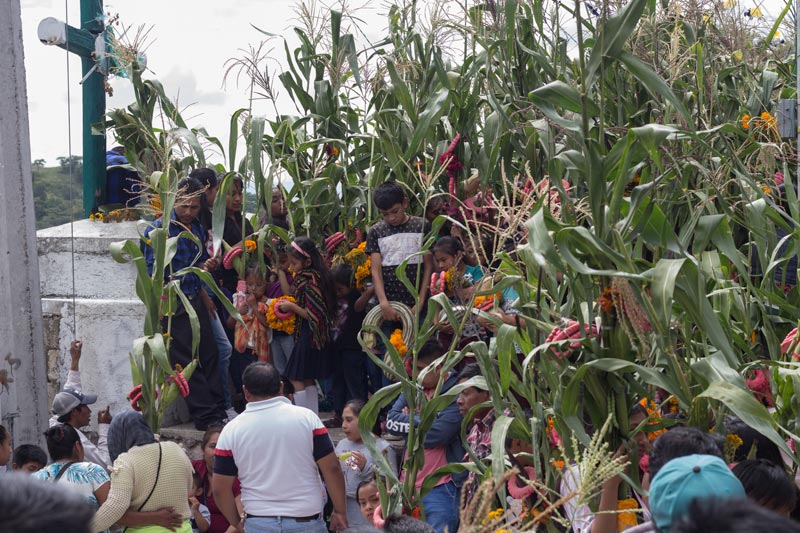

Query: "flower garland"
left=617, top=498, right=639, bottom=530
left=266, top=296, right=297, bottom=334
left=389, top=328, right=408, bottom=357
left=638, top=398, right=666, bottom=442
left=724, top=432, right=744, bottom=463
left=344, top=241, right=371, bottom=289
left=473, top=292, right=501, bottom=310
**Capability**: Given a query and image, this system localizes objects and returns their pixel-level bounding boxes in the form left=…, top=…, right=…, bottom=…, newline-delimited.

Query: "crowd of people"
left=2, top=172, right=800, bottom=533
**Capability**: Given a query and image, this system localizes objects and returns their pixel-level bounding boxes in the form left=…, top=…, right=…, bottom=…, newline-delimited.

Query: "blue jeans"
left=421, top=480, right=460, bottom=533
left=210, top=312, right=233, bottom=409
left=244, top=516, right=327, bottom=533
left=271, top=333, right=295, bottom=376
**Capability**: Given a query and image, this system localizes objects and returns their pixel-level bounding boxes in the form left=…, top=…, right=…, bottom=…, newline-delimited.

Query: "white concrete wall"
left=38, top=219, right=144, bottom=433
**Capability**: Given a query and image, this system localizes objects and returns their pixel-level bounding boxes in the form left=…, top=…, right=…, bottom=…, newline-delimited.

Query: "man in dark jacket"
left=387, top=340, right=464, bottom=533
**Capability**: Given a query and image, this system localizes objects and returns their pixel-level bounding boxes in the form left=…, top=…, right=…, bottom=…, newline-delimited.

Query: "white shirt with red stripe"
left=214, top=396, right=334, bottom=517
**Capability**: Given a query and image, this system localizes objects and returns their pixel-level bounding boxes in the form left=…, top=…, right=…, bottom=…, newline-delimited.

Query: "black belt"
left=246, top=513, right=320, bottom=522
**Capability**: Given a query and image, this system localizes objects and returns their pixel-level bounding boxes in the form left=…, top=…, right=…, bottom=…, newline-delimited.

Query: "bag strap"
left=53, top=461, right=75, bottom=482
left=122, top=443, right=162, bottom=533
left=137, top=442, right=162, bottom=512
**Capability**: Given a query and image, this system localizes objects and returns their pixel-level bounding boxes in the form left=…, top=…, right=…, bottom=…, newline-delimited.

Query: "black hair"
left=288, top=237, right=338, bottom=317
left=724, top=415, right=784, bottom=466
left=383, top=514, right=436, bottom=533
left=201, top=425, right=225, bottom=451
left=177, top=176, right=204, bottom=196
left=673, top=496, right=800, bottom=533
left=0, top=472, right=95, bottom=532
left=331, top=264, right=354, bottom=289
left=280, top=376, right=295, bottom=396
left=245, top=264, right=266, bottom=282
left=356, top=475, right=379, bottom=506
left=432, top=236, right=464, bottom=257
left=12, top=445, right=47, bottom=469
left=243, top=362, right=281, bottom=398
left=43, top=425, right=81, bottom=462
left=649, top=427, right=724, bottom=479
left=373, top=180, right=406, bottom=211
left=456, top=362, right=483, bottom=383
left=344, top=399, right=366, bottom=417
left=192, top=471, right=202, bottom=489
left=733, top=459, right=797, bottom=514
left=417, top=339, right=444, bottom=364
left=189, top=168, right=218, bottom=189
left=0, top=425, right=8, bottom=445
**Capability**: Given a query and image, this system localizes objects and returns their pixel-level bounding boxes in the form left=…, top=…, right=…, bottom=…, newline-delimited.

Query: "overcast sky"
left=19, top=0, right=789, bottom=165
left=20, top=0, right=386, bottom=165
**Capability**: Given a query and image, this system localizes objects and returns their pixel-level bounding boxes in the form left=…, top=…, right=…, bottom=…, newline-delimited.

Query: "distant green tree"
left=32, top=158, right=46, bottom=168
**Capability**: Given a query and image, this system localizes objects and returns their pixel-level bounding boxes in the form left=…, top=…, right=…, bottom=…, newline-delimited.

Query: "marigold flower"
left=742, top=114, right=751, bottom=129
left=244, top=239, right=257, bottom=253
left=390, top=329, right=408, bottom=357
left=617, top=498, right=639, bottom=529
left=266, top=296, right=297, bottom=334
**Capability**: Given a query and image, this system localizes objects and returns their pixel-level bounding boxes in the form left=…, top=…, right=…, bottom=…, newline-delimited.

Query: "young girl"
left=0, top=425, right=11, bottom=468
left=357, top=477, right=381, bottom=526
left=335, top=400, right=398, bottom=526
left=267, top=245, right=294, bottom=376
left=328, top=264, right=375, bottom=426
left=277, top=237, right=337, bottom=413
left=431, top=236, right=482, bottom=348
left=229, top=266, right=270, bottom=406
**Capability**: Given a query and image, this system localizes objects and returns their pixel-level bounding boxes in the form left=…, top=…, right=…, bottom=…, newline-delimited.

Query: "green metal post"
left=80, top=0, right=105, bottom=215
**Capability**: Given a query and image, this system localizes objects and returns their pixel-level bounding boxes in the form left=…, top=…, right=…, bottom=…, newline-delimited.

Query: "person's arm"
left=386, top=393, right=418, bottom=436
left=252, top=300, right=269, bottom=328
left=423, top=400, right=463, bottom=448
left=91, top=459, right=135, bottom=532
left=117, top=509, right=183, bottom=530
left=591, top=474, right=623, bottom=533
left=354, top=286, right=375, bottom=313
left=371, top=252, right=400, bottom=321
left=189, top=499, right=211, bottom=533
left=64, top=339, right=83, bottom=391
left=212, top=439, right=242, bottom=532
left=278, top=269, right=293, bottom=296
left=318, top=452, right=349, bottom=530
left=418, top=249, right=434, bottom=307
left=212, top=475, right=240, bottom=531
left=278, top=299, right=310, bottom=320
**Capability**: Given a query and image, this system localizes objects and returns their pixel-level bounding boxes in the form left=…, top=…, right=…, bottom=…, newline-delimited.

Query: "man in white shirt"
left=49, top=340, right=111, bottom=469
left=212, top=362, right=348, bottom=533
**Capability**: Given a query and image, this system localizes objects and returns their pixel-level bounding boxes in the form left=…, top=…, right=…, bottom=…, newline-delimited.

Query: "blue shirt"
left=143, top=211, right=209, bottom=296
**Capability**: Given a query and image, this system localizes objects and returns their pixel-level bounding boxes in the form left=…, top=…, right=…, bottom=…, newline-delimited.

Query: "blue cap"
left=649, top=454, right=745, bottom=533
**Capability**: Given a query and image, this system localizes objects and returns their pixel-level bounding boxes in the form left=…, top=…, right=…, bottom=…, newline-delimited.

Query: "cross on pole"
left=38, top=0, right=106, bottom=217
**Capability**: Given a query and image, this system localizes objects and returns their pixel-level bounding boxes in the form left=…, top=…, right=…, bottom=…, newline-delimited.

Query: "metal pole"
left=79, top=0, right=106, bottom=215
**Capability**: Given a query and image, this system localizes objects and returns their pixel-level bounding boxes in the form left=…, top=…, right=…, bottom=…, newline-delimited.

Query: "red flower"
left=639, top=453, right=650, bottom=473
left=746, top=369, right=774, bottom=407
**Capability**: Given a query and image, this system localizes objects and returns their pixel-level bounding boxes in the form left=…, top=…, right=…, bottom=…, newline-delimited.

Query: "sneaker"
left=225, top=408, right=238, bottom=422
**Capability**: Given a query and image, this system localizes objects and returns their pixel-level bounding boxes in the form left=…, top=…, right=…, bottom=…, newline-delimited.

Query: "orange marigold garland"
left=639, top=398, right=666, bottom=442
left=266, top=296, right=297, bottom=334
left=389, top=328, right=408, bottom=357
left=473, top=292, right=501, bottom=310
left=344, top=241, right=371, bottom=289
left=617, top=498, right=639, bottom=530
